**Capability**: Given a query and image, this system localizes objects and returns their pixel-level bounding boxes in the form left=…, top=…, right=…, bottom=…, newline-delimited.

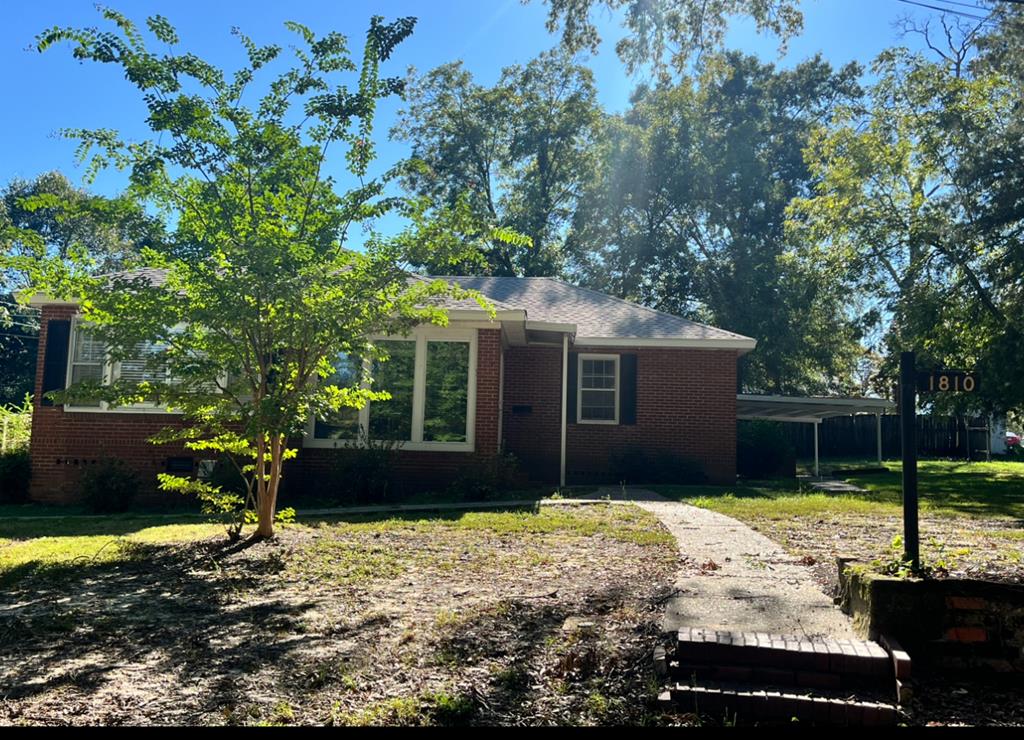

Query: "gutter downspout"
left=560, top=333, right=568, bottom=488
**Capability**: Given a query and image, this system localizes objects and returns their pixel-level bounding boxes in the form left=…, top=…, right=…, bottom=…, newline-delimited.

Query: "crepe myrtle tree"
left=22, top=8, right=525, bottom=538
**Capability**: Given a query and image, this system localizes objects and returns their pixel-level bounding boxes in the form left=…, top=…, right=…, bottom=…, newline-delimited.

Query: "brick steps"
left=658, top=683, right=899, bottom=726
left=656, top=628, right=906, bottom=726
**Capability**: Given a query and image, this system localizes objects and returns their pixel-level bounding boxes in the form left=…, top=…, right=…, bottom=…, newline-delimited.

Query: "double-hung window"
left=307, top=328, right=477, bottom=451
left=578, top=354, right=619, bottom=424
left=65, top=317, right=176, bottom=412
left=67, top=319, right=106, bottom=409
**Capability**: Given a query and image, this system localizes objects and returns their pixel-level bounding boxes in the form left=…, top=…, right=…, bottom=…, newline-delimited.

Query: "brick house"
left=27, top=276, right=756, bottom=503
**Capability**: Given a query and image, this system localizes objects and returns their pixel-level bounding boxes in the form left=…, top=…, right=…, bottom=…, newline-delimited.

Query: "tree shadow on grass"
left=0, top=537, right=327, bottom=717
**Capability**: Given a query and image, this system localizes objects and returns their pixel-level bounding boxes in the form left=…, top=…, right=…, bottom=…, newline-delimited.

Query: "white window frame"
left=63, top=316, right=181, bottom=414
left=304, top=326, right=478, bottom=452
left=577, top=352, right=620, bottom=425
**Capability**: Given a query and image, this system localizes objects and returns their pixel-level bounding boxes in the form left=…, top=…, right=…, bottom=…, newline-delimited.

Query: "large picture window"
left=578, top=354, right=619, bottom=424
left=423, top=340, right=470, bottom=443
left=368, top=340, right=416, bottom=441
left=312, top=352, right=362, bottom=440
left=308, top=328, right=477, bottom=452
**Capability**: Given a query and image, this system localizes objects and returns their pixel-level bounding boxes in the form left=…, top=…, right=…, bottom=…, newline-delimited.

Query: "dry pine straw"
left=737, top=512, right=1024, bottom=594
left=0, top=503, right=680, bottom=726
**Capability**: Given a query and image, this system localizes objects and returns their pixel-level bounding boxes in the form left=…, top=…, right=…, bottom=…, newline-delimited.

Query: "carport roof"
left=736, top=394, right=895, bottom=424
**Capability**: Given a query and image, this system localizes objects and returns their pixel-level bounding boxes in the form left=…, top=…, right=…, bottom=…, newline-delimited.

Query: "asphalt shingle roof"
left=430, top=276, right=753, bottom=343
left=84, top=268, right=752, bottom=343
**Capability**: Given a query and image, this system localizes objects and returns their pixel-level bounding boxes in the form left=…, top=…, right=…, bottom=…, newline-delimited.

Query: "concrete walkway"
left=599, top=487, right=857, bottom=640
left=808, top=478, right=867, bottom=493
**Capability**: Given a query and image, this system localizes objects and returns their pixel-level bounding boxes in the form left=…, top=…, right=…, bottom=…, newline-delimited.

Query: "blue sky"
left=2, top=0, right=941, bottom=216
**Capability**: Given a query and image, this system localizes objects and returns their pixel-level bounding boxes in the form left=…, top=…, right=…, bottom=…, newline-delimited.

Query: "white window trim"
left=64, top=316, right=181, bottom=414
left=304, top=326, right=478, bottom=453
left=577, top=352, right=620, bottom=425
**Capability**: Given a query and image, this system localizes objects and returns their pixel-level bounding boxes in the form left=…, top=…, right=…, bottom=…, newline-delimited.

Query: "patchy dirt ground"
left=0, top=504, right=680, bottom=726
left=741, top=512, right=1024, bottom=595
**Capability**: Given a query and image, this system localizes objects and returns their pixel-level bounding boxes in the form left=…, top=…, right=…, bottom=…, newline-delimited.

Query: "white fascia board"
left=23, top=291, right=78, bottom=308
left=525, top=320, right=577, bottom=334
left=737, top=394, right=894, bottom=409
left=443, top=308, right=527, bottom=323
left=575, top=336, right=758, bottom=350
left=737, top=414, right=824, bottom=423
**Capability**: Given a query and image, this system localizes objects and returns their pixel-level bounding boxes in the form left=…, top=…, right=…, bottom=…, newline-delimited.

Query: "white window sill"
left=302, top=436, right=474, bottom=453
left=62, top=405, right=183, bottom=415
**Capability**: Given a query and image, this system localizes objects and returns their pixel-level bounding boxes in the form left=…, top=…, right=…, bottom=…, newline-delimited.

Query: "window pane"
left=73, top=326, right=104, bottom=363
left=368, top=340, right=415, bottom=441
left=118, top=341, right=168, bottom=385
left=423, top=341, right=469, bottom=442
left=581, top=389, right=616, bottom=420
left=69, top=363, right=103, bottom=407
left=314, top=352, right=362, bottom=440
left=581, top=359, right=615, bottom=389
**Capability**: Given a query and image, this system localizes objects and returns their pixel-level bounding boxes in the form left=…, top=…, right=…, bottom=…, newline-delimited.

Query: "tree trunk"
left=254, top=435, right=284, bottom=539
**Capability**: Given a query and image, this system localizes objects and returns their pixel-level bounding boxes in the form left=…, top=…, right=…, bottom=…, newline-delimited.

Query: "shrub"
left=608, top=448, right=707, bottom=485
left=444, top=452, right=520, bottom=501
left=0, top=449, right=31, bottom=504
left=80, top=459, right=140, bottom=513
left=737, top=420, right=796, bottom=479
left=326, top=434, right=403, bottom=505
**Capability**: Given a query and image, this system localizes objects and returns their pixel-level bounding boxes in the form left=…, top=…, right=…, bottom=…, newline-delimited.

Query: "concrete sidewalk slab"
left=600, top=487, right=857, bottom=640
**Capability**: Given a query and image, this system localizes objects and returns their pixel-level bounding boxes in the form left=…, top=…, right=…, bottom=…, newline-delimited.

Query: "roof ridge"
left=539, top=276, right=749, bottom=340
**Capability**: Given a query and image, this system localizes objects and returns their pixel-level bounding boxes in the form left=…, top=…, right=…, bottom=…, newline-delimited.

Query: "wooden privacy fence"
left=774, top=415, right=991, bottom=460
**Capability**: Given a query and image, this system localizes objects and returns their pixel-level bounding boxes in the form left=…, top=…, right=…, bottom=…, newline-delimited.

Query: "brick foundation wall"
left=29, top=314, right=503, bottom=504
left=502, top=344, right=738, bottom=485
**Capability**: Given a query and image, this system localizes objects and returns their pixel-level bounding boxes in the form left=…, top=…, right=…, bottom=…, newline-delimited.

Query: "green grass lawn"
left=0, top=503, right=671, bottom=589
left=652, top=459, right=1024, bottom=520
left=652, top=459, right=1024, bottom=582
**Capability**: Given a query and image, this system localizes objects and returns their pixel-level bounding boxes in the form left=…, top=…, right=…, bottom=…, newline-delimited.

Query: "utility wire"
left=895, top=0, right=998, bottom=21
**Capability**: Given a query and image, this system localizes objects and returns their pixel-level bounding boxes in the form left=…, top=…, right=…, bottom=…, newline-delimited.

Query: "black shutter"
left=566, top=352, right=578, bottom=424
left=41, top=319, right=72, bottom=406
left=620, top=353, right=637, bottom=425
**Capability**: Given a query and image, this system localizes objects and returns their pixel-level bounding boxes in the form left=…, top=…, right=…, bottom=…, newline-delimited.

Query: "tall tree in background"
left=392, top=51, right=601, bottom=276
left=1, top=172, right=161, bottom=403
left=540, top=0, right=804, bottom=74
left=789, top=34, right=1022, bottom=413
left=568, top=53, right=864, bottom=394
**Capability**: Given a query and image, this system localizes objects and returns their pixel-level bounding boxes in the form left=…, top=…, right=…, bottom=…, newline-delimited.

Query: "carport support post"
left=813, top=420, right=820, bottom=478
left=899, top=351, right=920, bottom=571
left=876, top=413, right=883, bottom=465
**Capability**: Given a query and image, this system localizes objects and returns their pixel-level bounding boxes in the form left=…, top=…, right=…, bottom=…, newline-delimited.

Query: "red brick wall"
left=30, top=305, right=193, bottom=504
left=501, top=344, right=738, bottom=485
left=30, top=314, right=504, bottom=504
left=502, top=346, right=563, bottom=481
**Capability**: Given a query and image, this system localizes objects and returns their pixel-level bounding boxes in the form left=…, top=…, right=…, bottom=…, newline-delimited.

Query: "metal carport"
left=736, top=394, right=897, bottom=477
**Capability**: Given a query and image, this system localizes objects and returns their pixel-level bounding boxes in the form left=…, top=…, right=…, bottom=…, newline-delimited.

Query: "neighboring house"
left=27, top=276, right=756, bottom=503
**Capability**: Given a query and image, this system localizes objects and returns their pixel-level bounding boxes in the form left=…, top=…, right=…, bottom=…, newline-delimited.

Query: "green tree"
left=788, top=43, right=1022, bottom=412
left=568, top=53, right=864, bottom=394
left=1, top=172, right=161, bottom=402
left=17, top=9, right=504, bottom=538
left=539, top=0, right=804, bottom=74
left=392, top=51, right=601, bottom=276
